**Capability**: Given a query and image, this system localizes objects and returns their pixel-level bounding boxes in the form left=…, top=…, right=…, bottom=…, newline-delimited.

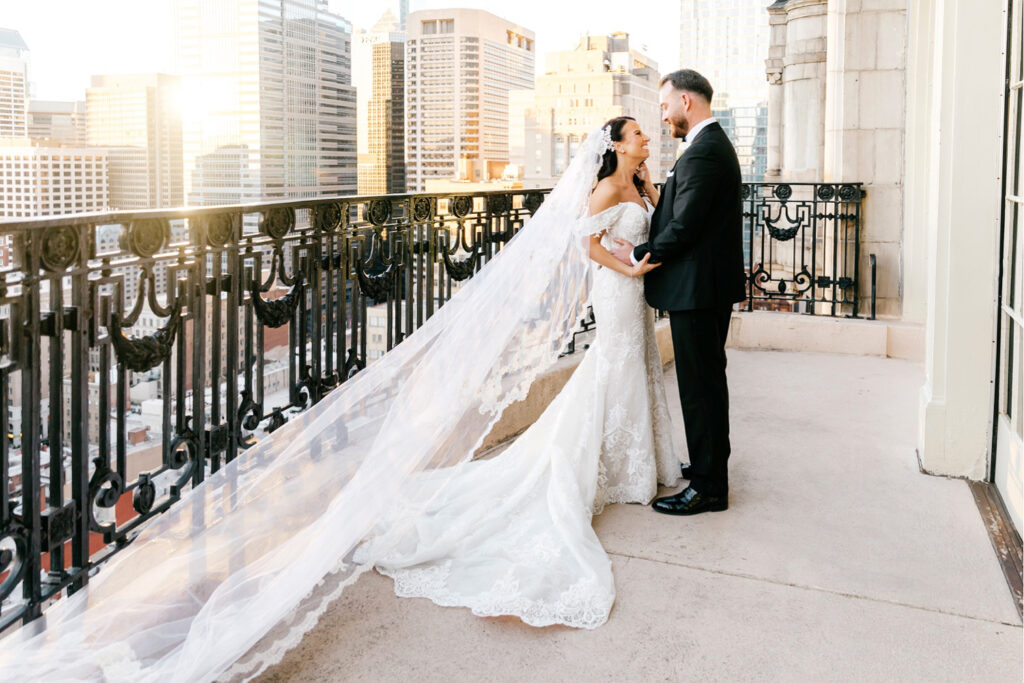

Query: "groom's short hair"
left=660, top=69, right=714, bottom=104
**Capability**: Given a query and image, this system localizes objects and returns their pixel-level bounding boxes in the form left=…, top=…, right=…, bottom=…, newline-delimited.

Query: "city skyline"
left=4, top=1, right=682, bottom=102
left=0, top=1, right=770, bottom=206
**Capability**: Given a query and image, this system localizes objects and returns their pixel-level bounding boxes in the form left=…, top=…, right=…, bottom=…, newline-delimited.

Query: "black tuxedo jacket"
left=633, top=121, right=747, bottom=311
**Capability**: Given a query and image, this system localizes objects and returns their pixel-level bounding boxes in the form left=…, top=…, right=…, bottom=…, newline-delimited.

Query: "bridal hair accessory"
left=599, top=125, right=614, bottom=153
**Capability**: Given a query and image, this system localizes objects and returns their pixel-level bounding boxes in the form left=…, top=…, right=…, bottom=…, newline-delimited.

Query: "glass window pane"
left=1017, top=1, right=1024, bottom=84
left=1013, top=316, right=1023, bottom=437
left=1006, top=201, right=1020, bottom=313
left=1017, top=91, right=1024, bottom=197
left=1003, top=313, right=1014, bottom=416
left=1015, top=203, right=1023, bottom=316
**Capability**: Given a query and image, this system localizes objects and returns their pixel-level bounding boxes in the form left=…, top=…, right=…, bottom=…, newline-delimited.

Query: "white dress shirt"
left=682, top=115, right=717, bottom=144
left=629, top=116, right=718, bottom=265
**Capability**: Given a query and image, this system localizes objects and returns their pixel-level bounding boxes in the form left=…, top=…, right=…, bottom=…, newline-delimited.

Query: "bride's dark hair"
left=596, top=116, right=647, bottom=197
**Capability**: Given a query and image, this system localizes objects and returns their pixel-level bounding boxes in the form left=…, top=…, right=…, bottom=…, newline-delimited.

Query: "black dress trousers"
left=669, top=305, right=733, bottom=497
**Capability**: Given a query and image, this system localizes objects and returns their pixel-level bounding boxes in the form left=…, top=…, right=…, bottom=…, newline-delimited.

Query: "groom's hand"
left=611, top=238, right=635, bottom=265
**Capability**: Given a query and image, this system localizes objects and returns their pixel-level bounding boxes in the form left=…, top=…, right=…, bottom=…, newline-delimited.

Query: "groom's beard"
left=669, top=113, right=689, bottom=139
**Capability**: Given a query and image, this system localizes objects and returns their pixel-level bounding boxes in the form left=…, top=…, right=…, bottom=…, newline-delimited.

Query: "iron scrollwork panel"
left=743, top=182, right=863, bottom=316
left=0, top=186, right=557, bottom=630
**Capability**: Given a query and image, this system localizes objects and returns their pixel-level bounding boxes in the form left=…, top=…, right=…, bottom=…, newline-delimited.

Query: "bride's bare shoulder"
left=589, top=179, right=622, bottom=217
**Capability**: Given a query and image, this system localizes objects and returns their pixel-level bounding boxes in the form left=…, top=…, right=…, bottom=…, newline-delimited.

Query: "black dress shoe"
left=680, top=463, right=693, bottom=479
left=652, top=486, right=728, bottom=516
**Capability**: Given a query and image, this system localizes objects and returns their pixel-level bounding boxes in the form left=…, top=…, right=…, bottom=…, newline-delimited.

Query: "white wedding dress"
left=0, top=129, right=678, bottom=682
left=356, top=200, right=680, bottom=629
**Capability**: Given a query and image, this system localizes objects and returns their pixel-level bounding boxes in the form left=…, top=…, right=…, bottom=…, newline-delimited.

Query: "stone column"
left=780, top=0, right=828, bottom=181
left=901, top=0, right=935, bottom=325
left=824, top=0, right=908, bottom=319
left=764, top=1, right=789, bottom=180
left=915, top=0, right=1004, bottom=478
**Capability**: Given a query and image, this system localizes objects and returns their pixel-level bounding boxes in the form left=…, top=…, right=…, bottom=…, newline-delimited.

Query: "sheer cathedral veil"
left=0, top=127, right=616, bottom=682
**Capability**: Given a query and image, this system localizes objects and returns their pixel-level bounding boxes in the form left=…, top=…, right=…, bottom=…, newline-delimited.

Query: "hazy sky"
left=1, top=0, right=680, bottom=101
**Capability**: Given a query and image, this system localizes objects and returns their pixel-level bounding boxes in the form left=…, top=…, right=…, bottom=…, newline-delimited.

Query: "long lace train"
left=0, top=128, right=669, bottom=682
left=356, top=201, right=680, bottom=629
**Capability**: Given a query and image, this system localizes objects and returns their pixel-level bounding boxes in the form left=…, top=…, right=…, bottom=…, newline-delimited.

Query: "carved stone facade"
left=765, top=0, right=827, bottom=182
left=766, top=0, right=907, bottom=318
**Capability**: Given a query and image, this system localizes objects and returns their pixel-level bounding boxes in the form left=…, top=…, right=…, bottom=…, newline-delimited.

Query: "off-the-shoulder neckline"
left=587, top=198, right=653, bottom=219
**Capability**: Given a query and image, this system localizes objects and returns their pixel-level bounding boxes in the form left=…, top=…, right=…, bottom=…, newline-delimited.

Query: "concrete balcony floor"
left=259, top=349, right=1022, bottom=681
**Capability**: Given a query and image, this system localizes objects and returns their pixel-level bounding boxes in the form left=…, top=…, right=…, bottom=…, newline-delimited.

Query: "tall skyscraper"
left=679, top=0, right=769, bottom=180
left=0, top=28, right=29, bottom=139
left=405, top=9, right=534, bottom=192
left=399, top=0, right=409, bottom=30
left=354, top=10, right=405, bottom=195
left=28, top=100, right=86, bottom=144
left=174, top=0, right=356, bottom=206
left=86, top=74, right=184, bottom=210
left=86, top=74, right=186, bottom=301
left=510, top=34, right=668, bottom=187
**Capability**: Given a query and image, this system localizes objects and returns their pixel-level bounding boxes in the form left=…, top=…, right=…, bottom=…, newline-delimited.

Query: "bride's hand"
left=635, top=161, right=649, bottom=184
left=630, top=252, right=661, bottom=277
left=636, top=161, right=656, bottom=188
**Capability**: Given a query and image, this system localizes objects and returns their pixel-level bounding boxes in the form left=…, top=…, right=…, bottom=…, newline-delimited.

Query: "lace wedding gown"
left=356, top=200, right=680, bottom=629
left=0, top=130, right=677, bottom=681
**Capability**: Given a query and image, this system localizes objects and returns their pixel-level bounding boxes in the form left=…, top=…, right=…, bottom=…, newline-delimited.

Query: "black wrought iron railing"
left=0, top=181, right=863, bottom=631
left=742, top=182, right=865, bottom=316
left=0, top=188, right=547, bottom=631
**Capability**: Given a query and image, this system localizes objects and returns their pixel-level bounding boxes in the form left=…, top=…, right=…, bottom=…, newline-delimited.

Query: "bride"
left=0, top=118, right=681, bottom=681
left=357, top=115, right=679, bottom=628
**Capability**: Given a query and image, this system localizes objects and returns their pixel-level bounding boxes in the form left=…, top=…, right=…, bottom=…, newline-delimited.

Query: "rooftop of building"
left=371, top=9, right=400, bottom=34
left=0, top=27, right=28, bottom=52
left=29, top=99, right=85, bottom=113
left=542, top=32, right=658, bottom=76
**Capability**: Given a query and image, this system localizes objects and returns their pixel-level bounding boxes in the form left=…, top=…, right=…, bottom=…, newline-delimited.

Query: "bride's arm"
left=589, top=234, right=657, bottom=277
left=588, top=182, right=660, bottom=277
left=645, top=183, right=660, bottom=206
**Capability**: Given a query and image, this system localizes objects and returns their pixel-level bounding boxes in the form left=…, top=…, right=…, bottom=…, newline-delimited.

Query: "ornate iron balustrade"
left=0, top=180, right=863, bottom=631
left=0, top=188, right=548, bottom=631
left=741, top=182, right=865, bottom=316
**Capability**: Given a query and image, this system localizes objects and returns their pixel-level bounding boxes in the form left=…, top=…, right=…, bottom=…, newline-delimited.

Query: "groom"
left=612, top=69, right=746, bottom=516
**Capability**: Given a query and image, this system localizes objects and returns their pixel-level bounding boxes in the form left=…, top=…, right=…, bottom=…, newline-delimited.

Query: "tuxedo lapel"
left=651, top=175, right=671, bottom=236
left=656, top=124, right=720, bottom=228
left=652, top=153, right=685, bottom=235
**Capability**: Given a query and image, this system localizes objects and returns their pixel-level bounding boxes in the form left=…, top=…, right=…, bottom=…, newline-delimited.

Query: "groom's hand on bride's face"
left=611, top=238, right=635, bottom=265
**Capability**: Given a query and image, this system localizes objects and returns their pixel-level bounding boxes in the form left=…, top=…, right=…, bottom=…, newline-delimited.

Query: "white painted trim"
left=912, top=0, right=1005, bottom=479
